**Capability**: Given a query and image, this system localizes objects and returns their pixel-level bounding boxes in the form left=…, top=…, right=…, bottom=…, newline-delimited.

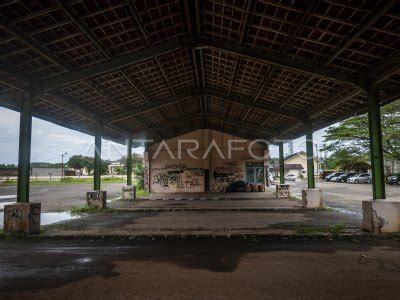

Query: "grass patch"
left=69, top=205, right=124, bottom=214
left=136, top=189, right=150, bottom=197
left=295, top=224, right=346, bottom=236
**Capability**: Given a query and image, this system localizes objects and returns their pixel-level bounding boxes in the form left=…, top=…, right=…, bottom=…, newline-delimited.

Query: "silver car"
left=347, top=173, right=372, bottom=184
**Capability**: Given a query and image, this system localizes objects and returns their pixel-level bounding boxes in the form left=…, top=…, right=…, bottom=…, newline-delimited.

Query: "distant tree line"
left=66, top=155, right=111, bottom=175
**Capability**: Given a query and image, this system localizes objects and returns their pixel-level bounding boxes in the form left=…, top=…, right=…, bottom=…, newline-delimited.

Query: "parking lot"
left=289, top=180, right=400, bottom=215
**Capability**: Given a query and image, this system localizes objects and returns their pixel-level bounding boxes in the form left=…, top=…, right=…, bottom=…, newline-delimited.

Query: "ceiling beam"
left=35, top=34, right=371, bottom=93
left=202, top=88, right=304, bottom=122
left=372, top=52, right=400, bottom=84
left=307, top=87, right=363, bottom=119
left=189, top=37, right=367, bottom=89
left=105, top=87, right=304, bottom=125
left=39, top=40, right=182, bottom=92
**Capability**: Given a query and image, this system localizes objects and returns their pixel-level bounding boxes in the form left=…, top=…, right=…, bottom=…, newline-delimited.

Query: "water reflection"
left=0, top=211, right=81, bottom=229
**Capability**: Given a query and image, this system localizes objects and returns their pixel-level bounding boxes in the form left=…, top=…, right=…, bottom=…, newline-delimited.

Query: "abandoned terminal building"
left=1, top=0, right=400, bottom=235
left=144, top=129, right=269, bottom=193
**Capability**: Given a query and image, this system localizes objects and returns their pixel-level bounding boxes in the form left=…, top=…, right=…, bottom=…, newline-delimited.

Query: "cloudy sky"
left=0, top=106, right=327, bottom=164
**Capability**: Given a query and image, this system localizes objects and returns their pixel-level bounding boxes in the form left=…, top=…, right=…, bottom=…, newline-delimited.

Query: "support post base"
left=276, top=184, right=290, bottom=198
left=86, top=190, right=107, bottom=208
left=302, top=189, right=322, bottom=208
left=122, top=186, right=136, bottom=200
left=362, top=200, right=400, bottom=233
left=4, top=202, right=41, bottom=234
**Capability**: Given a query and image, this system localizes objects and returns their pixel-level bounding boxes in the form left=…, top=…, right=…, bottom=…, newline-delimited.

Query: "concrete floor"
left=0, top=183, right=125, bottom=211
left=43, top=208, right=361, bottom=237
left=1, top=239, right=400, bottom=299
left=0, top=180, right=398, bottom=213
left=111, top=198, right=301, bottom=210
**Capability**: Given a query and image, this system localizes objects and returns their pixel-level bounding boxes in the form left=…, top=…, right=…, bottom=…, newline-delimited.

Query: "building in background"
left=30, top=167, right=76, bottom=178
left=284, top=151, right=317, bottom=178
left=143, top=129, right=269, bottom=193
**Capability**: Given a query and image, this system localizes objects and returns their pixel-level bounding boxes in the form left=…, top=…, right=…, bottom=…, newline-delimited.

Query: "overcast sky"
left=0, top=107, right=327, bottom=164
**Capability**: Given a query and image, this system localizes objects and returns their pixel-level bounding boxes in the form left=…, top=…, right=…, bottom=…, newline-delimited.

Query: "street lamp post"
left=61, top=152, right=67, bottom=179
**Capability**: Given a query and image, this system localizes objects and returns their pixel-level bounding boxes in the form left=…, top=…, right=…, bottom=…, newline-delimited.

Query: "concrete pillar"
left=4, top=94, right=41, bottom=234
left=276, top=142, right=290, bottom=198
left=278, top=142, right=285, bottom=184
left=87, top=123, right=107, bottom=207
left=126, top=135, right=133, bottom=186
left=362, top=86, right=396, bottom=233
left=367, top=85, right=385, bottom=200
left=17, top=94, right=33, bottom=203
left=93, top=123, right=102, bottom=191
left=305, top=120, right=315, bottom=189
left=302, top=120, right=322, bottom=208
left=122, top=135, right=136, bottom=200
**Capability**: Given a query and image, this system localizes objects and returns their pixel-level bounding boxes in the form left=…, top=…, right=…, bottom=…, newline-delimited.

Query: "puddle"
left=0, top=211, right=81, bottom=229
left=0, top=195, right=17, bottom=200
left=326, top=206, right=363, bottom=218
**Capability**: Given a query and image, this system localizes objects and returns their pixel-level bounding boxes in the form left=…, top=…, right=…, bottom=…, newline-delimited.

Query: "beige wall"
left=144, top=129, right=268, bottom=193
left=285, top=152, right=317, bottom=177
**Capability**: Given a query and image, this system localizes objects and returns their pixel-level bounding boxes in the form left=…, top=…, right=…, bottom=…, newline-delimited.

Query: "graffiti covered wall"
left=151, top=164, right=205, bottom=193
left=213, top=162, right=245, bottom=192
left=145, top=129, right=268, bottom=193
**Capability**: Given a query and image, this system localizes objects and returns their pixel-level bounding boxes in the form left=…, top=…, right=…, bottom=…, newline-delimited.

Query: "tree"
left=322, top=100, right=400, bottom=163
left=0, top=163, right=17, bottom=169
left=67, top=155, right=87, bottom=174
left=133, top=162, right=144, bottom=189
left=323, top=148, right=367, bottom=170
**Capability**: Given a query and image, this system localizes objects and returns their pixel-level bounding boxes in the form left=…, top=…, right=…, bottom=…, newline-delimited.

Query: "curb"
left=107, top=207, right=306, bottom=212
left=8, top=233, right=373, bottom=242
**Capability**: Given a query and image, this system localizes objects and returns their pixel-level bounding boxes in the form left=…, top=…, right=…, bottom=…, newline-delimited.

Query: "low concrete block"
left=86, top=190, right=107, bottom=208
left=4, top=202, right=41, bottom=234
left=122, top=186, right=136, bottom=200
left=276, top=184, right=290, bottom=198
left=362, top=200, right=400, bottom=233
left=302, top=189, right=322, bottom=208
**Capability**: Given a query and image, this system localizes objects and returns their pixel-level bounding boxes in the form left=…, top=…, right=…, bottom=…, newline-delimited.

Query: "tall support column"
left=4, top=93, right=41, bottom=234
left=127, top=135, right=133, bottom=186
left=17, top=94, right=33, bottom=203
left=367, top=85, right=385, bottom=200
left=301, top=120, right=322, bottom=208
left=278, top=142, right=285, bottom=184
left=305, top=120, right=315, bottom=189
left=93, top=123, right=102, bottom=191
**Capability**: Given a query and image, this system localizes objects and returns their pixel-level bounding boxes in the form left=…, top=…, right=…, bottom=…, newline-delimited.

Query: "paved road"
left=0, top=239, right=400, bottom=299
left=287, top=180, right=400, bottom=215
left=0, top=183, right=125, bottom=211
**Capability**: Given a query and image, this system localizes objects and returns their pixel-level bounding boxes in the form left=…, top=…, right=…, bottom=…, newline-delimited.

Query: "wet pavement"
left=0, top=211, right=81, bottom=229
left=1, top=239, right=400, bottom=298
left=0, top=183, right=124, bottom=211
left=42, top=208, right=361, bottom=238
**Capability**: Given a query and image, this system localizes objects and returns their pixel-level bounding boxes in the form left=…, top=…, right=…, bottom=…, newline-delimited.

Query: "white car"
left=347, top=173, right=372, bottom=183
left=284, top=174, right=296, bottom=181
left=269, top=173, right=274, bottom=182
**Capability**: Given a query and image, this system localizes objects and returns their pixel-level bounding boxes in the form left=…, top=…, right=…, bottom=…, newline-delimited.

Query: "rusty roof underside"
left=0, top=0, right=399, bottom=146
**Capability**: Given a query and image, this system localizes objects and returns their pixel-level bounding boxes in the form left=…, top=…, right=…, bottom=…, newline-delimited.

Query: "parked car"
left=333, top=172, right=358, bottom=183
left=284, top=174, right=296, bottom=181
left=325, top=172, right=345, bottom=182
left=226, top=181, right=246, bottom=192
left=347, top=173, right=372, bottom=183
left=319, top=170, right=334, bottom=179
left=387, top=174, right=400, bottom=185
